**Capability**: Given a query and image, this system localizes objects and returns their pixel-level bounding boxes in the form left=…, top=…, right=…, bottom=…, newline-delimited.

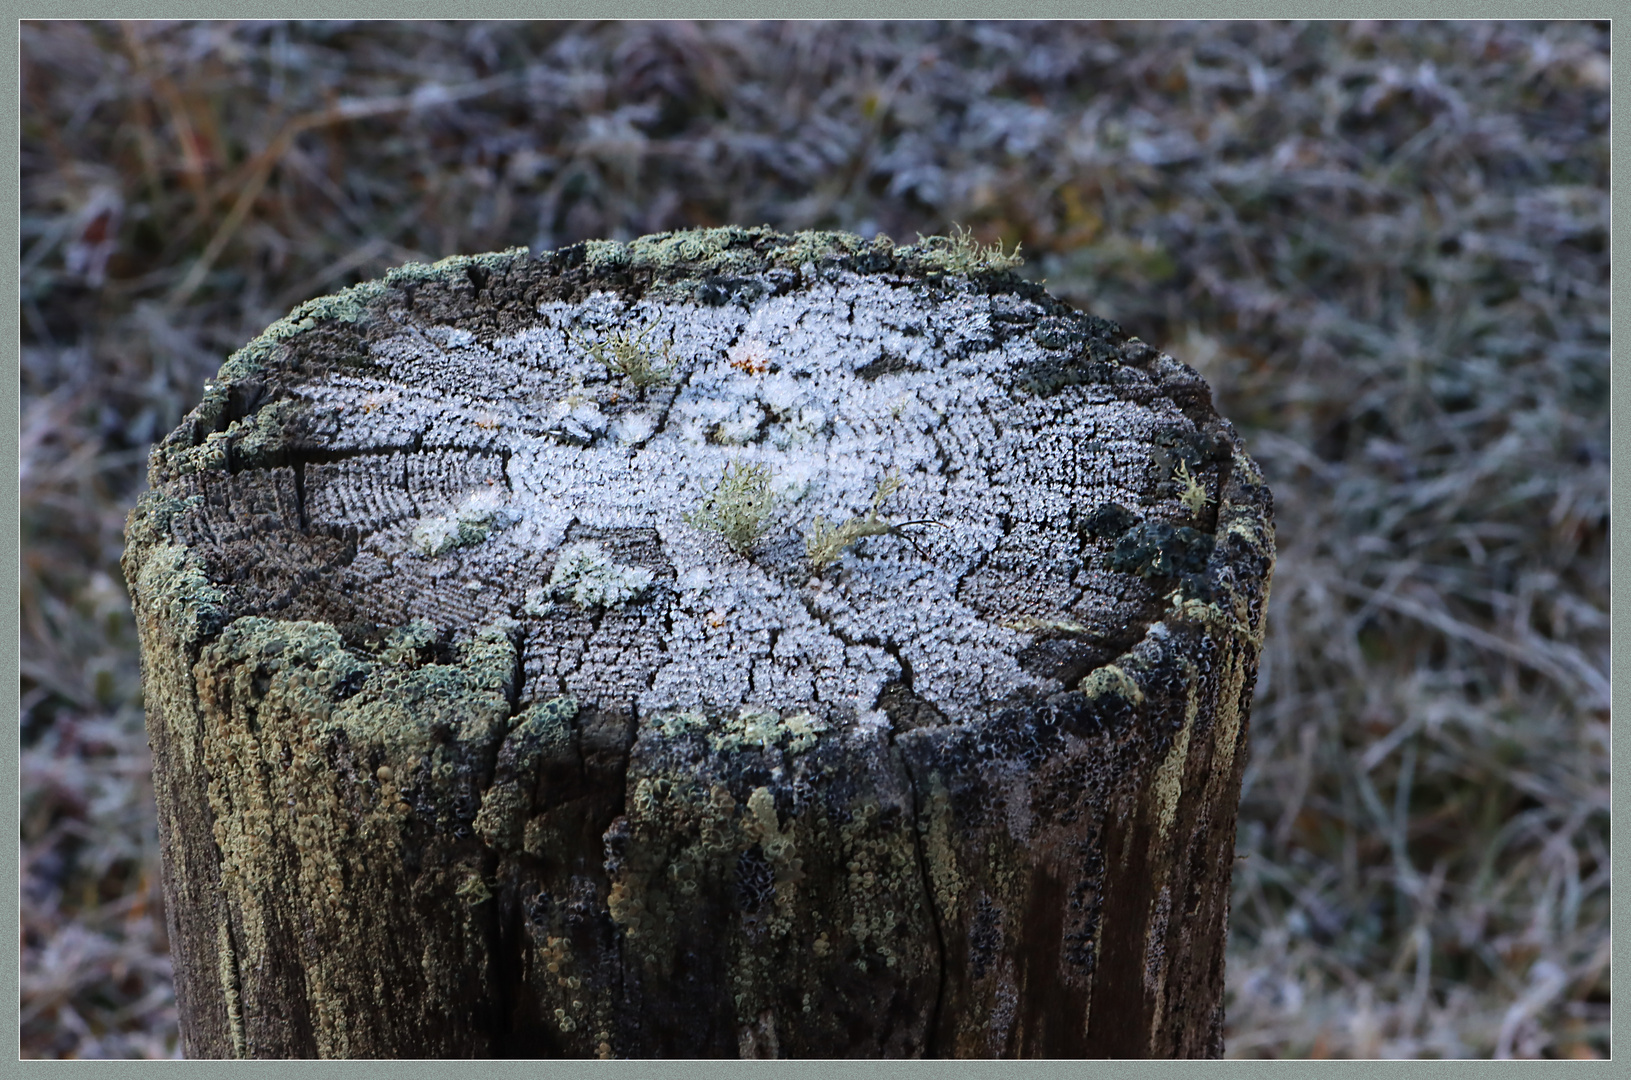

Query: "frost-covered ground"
left=19, top=20, right=1608, bottom=1058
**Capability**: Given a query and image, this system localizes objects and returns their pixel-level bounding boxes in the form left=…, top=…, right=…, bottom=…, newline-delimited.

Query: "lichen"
left=126, top=221, right=1275, bottom=1057
left=1079, top=501, right=1140, bottom=540
left=918, top=772, right=963, bottom=923
left=1150, top=657, right=1200, bottom=850
left=1000, top=615, right=1093, bottom=635
left=1078, top=663, right=1145, bottom=706
left=530, top=543, right=656, bottom=610
left=806, top=470, right=904, bottom=570
left=573, top=322, right=674, bottom=389
left=682, top=460, right=780, bottom=554
left=411, top=491, right=520, bottom=556
left=1108, top=521, right=1216, bottom=579
left=1174, top=461, right=1211, bottom=517
left=903, top=223, right=1023, bottom=275
left=653, top=705, right=829, bottom=756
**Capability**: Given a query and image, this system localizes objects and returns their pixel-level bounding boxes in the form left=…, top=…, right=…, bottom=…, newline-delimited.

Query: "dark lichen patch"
left=1012, top=351, right=1122, bottom=399
left=1078, top=502, right=1141, bottom=541
left=967, top=895, right=1001, bottom=981
left=1031, top=313, right=1123, bottom=352
left=593, top=718, right=939, bottom=1057
left=1155, top=423, right=1234, bottom=469
left=1109, top=522, right=1216, bottom=580
left=734, top=844, right=777, bottom=923
left=1007, top=312, right=1127, bottom=397
left=695, top=274, right=774, bottom=308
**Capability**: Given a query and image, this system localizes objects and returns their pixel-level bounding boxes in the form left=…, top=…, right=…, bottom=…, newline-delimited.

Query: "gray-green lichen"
left=681, top=460, right=780, bottom=554
left=529, top=542, right=656, bottom=610
left=411, top=493, right=521, bottom=556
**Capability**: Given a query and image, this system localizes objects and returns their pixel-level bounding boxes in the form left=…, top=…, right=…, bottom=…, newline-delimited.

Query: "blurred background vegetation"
left=18, top=20, right=1608, bottom=1059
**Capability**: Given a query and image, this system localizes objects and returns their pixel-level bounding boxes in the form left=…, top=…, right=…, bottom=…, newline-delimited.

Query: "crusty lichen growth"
left=411, top=492, right=520, bottom=556
left=1078, top=663, right=1146, bottom=705
left=527, top=543, right=655, bottom=611
left=123, top=220, right=1276, bottom=1057
left=471, top=695, right=578, bottom=852
left=654, top=705, right=828, bottom=755
left=683, top=460, right=779, bottom=554
left=182, top=617, right=521, bottom=1056
left=572, top=323, right=674, bottom=389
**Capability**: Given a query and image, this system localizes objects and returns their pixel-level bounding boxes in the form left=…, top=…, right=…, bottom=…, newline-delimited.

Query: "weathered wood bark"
left=123, top=228, right=1274, bottom=1059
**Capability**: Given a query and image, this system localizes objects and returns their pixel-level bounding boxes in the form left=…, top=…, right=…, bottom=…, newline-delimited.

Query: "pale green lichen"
left=805, top=470, right=943, bottom=570
left=572, top=322, right=673, bottom=388
left=1000, top=615, right=1093, bottom=635
left=772, top=229, right=878, bottom=269
left=742, top=785, right=805, bottom=934
left=654, top=705, right=829, bottom=755
left=132, top=540, right=227, bottom=650
left=806, top=471, right=902, bottom=570
left=683, top=461, right=779, bottom=554
left=472, top=695, right=579, bottom=852
left=907, top=223, right=1023, bottom=275
left=182, top=617, right=519, bottom=1056
left=918, top=773, right=964, bottom=923
left=411, top=495, right=519, bottom=557
left=527, top=542, right=655, bottom=611
left=375, top=620, right=435, bottom=666
left=1174, top=460, right=1210, bottom=516
left=455, top=871, right=493, bottom=905
left=1151, top=658, right=1200, bottom=850
left=1077, top=663, right=1146, bottom=706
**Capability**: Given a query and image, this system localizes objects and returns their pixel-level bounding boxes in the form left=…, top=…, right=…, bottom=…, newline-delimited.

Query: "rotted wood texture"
left=123, top=228, right=1274, bottom=1059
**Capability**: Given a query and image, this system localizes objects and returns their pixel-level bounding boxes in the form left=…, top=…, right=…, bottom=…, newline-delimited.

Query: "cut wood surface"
left=123, top=227, right=1275, bottom=1059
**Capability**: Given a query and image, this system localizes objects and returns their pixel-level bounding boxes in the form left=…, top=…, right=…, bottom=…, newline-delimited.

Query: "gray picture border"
left=6, top=3, right=1620, bottom=1075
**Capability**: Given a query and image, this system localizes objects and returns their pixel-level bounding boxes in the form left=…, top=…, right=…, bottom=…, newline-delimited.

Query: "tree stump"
left=123, top=228, right=1274, bottom=1059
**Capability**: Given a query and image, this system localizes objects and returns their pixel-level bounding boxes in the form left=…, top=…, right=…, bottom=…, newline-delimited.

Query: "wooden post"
left=124, top=228, right=1274, bottom=1058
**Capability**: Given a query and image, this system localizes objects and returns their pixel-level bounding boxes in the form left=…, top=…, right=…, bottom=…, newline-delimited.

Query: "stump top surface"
left=130, top=227, right=1273, bottom=731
